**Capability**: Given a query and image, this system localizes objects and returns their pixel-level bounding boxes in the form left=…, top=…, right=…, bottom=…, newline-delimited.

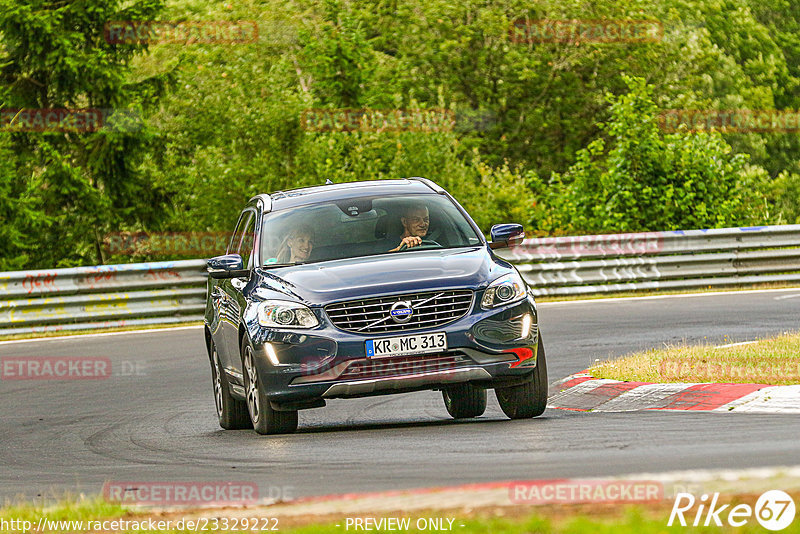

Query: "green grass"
left=0, top=496, right=128, bottom=524
left=591, top=331, right=800, bottom=385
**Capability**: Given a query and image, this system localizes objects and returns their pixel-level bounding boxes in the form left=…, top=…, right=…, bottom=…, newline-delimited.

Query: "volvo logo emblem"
left=389, top=301, right=413, bottom=323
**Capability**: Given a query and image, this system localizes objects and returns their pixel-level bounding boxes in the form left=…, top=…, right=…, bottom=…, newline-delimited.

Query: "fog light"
left=520, top=313, right=532, bottom=338
left=264, top=342, right=281, bottom=366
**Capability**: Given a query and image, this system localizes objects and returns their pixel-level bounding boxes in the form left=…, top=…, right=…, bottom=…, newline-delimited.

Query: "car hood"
left=254, top=247, right=510, bottom=305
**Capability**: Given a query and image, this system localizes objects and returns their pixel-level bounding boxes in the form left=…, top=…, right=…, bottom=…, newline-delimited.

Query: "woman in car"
left=274, top=225, right=315, bottom=264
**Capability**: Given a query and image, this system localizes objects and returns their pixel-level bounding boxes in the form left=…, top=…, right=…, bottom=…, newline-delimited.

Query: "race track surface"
left=2, top=289, right=800, bottom=502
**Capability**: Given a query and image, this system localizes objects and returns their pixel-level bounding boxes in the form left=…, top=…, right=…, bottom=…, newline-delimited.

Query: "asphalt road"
left=2, top=289, right=800, bottom=503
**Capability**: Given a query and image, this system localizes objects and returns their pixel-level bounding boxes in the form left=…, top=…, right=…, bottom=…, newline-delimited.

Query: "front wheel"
left=442, top=383, right=487, bottom=418
left=210, top=340, right=251, bottom=430
left=495, top=337, right=548, bottom=419
left=242, top=340, right=298, bottom=435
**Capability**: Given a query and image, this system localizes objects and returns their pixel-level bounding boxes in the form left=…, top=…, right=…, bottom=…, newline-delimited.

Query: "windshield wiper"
left=261, top=261, right=305, bottom=269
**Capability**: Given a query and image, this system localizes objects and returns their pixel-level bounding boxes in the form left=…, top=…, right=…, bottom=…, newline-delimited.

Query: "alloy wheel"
left=212, top=347, right=223, bottom=417
left=244, top=345, right=260, bottom=423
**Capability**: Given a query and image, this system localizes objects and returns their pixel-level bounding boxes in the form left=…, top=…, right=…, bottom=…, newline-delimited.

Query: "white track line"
left=0, top=325, right=204, bottom=346
left=539, top=286, right=800, bottom=307
left=622, top=465, right=800, bottom=484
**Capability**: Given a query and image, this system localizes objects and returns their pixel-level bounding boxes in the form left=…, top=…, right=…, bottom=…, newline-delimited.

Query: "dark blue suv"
left=204, top=178, right=546, bottom=434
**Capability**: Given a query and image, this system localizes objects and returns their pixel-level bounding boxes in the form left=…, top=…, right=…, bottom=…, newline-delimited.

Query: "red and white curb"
left=549, top=373, right=800, bottom=413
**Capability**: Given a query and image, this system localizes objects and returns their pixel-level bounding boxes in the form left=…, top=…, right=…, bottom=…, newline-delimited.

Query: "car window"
left=227, top=210, right=254, bottom=258
left=239, top=212, right=256, bottom=268
left=259, top=194, right=482, bottom=266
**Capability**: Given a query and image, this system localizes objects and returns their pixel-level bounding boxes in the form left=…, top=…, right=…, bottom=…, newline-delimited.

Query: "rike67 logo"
left=669, top=490, right=796, bottom=531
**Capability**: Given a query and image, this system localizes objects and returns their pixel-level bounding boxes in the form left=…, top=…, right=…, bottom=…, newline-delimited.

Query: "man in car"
left=389, top=203, right=430, bottom=252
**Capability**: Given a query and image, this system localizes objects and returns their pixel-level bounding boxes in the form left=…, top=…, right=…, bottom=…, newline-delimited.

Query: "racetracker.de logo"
left=660, top=358, right=800, bottom=382
left=300, top=108, right=456, bottom=133
left=103, top=231, right=246, bottom=257
left=0, top=108, right=121, bottom=133
left=509, top=479, right=663, bottom=504
left=0, top=108, right=142, bottom=133
left=1, top=357, right=112, bottom=380
left=103, top=481, right=260, bottom=506
left=510, top=232, right=664, bottom=259
left=509, top=19, right=664, bottom=44
left=104, top=20, right=258, bottom=45
left=659, top=109, right=800, bottom=133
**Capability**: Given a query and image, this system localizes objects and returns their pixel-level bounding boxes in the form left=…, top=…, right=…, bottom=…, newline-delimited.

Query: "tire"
left=210, top=340, right=251, bottom=430
left=495, top=337, right=548, bottom=419
left=241, top=339, right=298, bottom=435
left=442, top=383, right=487, bottom=419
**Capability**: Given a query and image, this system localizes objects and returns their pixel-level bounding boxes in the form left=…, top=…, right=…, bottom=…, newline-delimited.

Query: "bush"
left=547, top=76, right=769, bottom=234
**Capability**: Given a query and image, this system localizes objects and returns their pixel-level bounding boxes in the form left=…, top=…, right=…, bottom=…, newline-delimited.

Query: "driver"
left=389, top=204, right=430, bottom=252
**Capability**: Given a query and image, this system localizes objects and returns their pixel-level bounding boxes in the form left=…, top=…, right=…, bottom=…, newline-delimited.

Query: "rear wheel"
left=442, top=383, right=487, bottom=418
left=495, top=338, right=548, bottom=419
left=210, top=341, right=250, bottom=430
left=242, top=340, right=298, bottom=435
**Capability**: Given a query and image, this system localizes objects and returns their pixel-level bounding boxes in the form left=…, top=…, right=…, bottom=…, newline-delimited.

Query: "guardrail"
left=0, top=260, right=207, bottom=336
left=1, top=225, right=800, bottom=335
left=499, top=224, right=800, bottom=296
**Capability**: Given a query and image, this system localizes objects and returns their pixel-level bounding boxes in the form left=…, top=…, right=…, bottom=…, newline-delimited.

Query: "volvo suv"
left=204, top=178, right=546, bottom=434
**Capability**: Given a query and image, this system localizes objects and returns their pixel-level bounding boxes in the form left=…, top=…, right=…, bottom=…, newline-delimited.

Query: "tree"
left=0, top=0, right=169, bottom=268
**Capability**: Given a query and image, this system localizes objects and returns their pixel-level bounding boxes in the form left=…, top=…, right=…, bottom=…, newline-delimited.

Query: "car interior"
left=259, top=196, right=479, bottom=265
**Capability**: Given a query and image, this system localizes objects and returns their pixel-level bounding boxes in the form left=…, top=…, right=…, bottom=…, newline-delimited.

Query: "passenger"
left=389, top=204, right=430, bottom=252
left=275, top=225, right=315, bottom=263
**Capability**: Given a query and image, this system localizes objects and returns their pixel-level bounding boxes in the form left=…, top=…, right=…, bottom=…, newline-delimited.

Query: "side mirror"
left=207, top=254, right=250, bottom=279
left=489, top=224, right=525, bottom=250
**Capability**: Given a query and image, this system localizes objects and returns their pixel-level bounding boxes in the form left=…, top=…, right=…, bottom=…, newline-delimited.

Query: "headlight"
left=481, top=272, right=527, bottom=309
left=257, top=300, right=319, bottom=328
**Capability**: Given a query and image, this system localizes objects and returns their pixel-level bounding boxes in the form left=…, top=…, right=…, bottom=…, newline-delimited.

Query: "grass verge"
left=590, top=331, right=800, bottom=385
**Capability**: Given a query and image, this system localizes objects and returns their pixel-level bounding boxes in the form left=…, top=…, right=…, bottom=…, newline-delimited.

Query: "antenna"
left=325, top=179, right=334, bottom=185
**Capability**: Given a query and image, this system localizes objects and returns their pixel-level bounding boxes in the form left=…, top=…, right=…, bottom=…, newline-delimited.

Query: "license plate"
left=366, top=332, right=447, bottom=358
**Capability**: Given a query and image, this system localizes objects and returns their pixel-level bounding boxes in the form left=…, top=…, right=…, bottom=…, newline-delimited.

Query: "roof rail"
left=248, top=194, right=273, bottom=212
left=408, top=176, right=445, bottom=194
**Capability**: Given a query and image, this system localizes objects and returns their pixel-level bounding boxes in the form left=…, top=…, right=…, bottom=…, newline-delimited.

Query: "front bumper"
left=240, top=294, right=539, bottom=405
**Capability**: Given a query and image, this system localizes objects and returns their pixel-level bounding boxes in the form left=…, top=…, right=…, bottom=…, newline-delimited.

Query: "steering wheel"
left=398, top=239, right=441, bottom=251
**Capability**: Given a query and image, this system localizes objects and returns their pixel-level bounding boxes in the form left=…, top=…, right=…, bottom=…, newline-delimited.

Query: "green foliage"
left=3, top=0, right=800, bottom=268
left=297, top=0, right=375, bottom=108
left=0, top=0, right=168, bottom=268
left=0, top=136, right=39, bottom=270
left=548, top=77, right=767, bottom=233
left=762, top=170, right=800, bottom=224
left=466, top=155, right=538, bottom=232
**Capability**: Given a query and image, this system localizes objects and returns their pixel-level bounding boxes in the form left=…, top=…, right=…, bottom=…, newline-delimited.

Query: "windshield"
left=259, top=194, right=482, bottom=266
